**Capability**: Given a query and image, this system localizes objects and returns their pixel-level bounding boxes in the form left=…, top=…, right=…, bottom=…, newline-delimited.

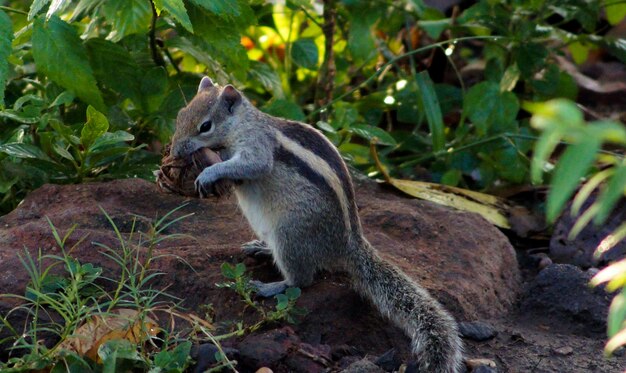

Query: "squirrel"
left=170, top=77, right=463, bottom=372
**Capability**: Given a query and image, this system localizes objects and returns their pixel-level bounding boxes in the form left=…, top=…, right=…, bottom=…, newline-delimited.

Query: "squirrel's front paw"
left=194, top=170, right=218, bottom=198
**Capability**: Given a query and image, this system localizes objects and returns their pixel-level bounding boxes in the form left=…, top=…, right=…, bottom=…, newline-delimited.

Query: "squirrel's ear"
left=221, top=85, right=241, bottom=114
left=198, top=76, right=214, bottom=92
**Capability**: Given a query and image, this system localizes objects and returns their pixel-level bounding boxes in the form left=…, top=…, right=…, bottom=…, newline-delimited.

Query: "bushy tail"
left=349, top=241, right=463, bottom=372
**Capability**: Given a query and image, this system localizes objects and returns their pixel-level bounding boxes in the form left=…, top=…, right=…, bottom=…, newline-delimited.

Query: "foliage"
left=528, top=99, right=626, bottom=356
left=0, top=0, right=623, bottom=213
left=0, top=206, right=304, bottom=372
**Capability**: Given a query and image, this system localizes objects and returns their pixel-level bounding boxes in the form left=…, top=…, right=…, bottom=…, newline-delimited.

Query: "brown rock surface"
left=0, top=178, right=519, bottom=362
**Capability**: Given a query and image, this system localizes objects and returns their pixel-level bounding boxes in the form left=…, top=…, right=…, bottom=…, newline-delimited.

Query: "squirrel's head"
left=171, top=76, right=244, bottom=159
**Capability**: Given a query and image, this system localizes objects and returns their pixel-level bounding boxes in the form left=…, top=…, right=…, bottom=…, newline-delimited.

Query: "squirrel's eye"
left=199, top=120, right=213, bottom=133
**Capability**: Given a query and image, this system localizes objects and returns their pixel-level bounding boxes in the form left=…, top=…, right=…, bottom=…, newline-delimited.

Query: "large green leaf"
left=32, top=16, right=105, bottom=111
left=547, top=136, right=601, bottom=223
left=102, top=0, right=151, bottom=42
left=464, top=81, right=519, bottom=135
left=81, top=106, right=109, bottom=149
left=415, top=71, right=444, bottom=152
left=85, top=38, right=141, bottom=104
left=291, top=39, right=318, bottom=70
left=262, top=99, right=305, bottom=121
left=140, top=67, right=168, bottom=113
left=153, top=0, right=193, bottom=32
left=606, top=3, right=626, bottom=25
left=0, top=10, right=13, bottom=107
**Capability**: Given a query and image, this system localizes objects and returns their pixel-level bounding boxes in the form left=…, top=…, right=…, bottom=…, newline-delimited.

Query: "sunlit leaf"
left=547, top=136, right=601, bottom=223
left=594, top=164, right=626, bottom=224
left=81, top=106, right=109, bottom=149
left=0, top=142, right=52, bottom=161
left=153, top=0, right=193, bottom=32
left=102, top=0, right=151, bottom=42
left=29, top=0, right=50, bottom=20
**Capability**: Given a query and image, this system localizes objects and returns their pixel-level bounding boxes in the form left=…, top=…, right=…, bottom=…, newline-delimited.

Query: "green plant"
left=217, top=262, right=307, bottom=332
left=528, top=98, right=626, bottom=356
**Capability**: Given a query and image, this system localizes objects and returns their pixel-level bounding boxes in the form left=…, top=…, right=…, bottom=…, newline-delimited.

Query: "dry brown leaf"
left=58, top=308, right=160, bottom=362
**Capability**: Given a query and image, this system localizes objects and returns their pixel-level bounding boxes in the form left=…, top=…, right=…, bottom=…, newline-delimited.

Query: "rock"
left=373, top=348, right=401, bottom=371
left=237, top=327, right=299, bottom=368
left=340, top=359, right=384, bottom=373
left=255, top=369, right=273, bottom=373
left=550, top=198, right=626, bottom=268
left=520, top=264, right=611, bottom=331
left=458, top=321, right=497, bottom=342
left=0, top=178, right=520, bottom=361
left=553, top=346, right=574, bottom=356
left=190, top=344, right=238, bottom=373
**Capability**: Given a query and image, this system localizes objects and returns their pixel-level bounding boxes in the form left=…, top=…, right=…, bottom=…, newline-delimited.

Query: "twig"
left=313, top=0, right=337, bottom=122
left=149, top=0, right=165, bottom=67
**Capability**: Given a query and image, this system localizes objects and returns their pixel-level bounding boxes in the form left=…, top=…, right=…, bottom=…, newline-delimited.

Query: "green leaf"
left=0, top=10, right=13, bottom=107
left=90, top=131, right=134, bottom=151
left=50, top=91, right=75, bottom=107
left=0, top=143, right=52, bottom=161
left=417, top=19, right=449, bottom=39
left=248, top=61, right=284, bottom=98
left=262, top=99, right=305, bottom=121
left=291, top=38, right=318, bottom=70
left=32, top=16, right=105, bottom=111
left=315, top=121, right=336, bottom=133
left=546, top=136, right=601, bottom=223
left=221, top=263, right=236, bottom=279
left=594, top=164, right=626, bottom=224
left=189, top=0, right=241, bottom=18
left=351, top=124, right=397, bottom=146
left=500, top=64, right=520, bottom=92
left=153, top=0, right=193, bottom=32
left=606, top=3, right=626, bottom=25
left=285, top=287, right=301, bottom=300
left=513, top=42, right=548, bottom=76
left=102, top=0, right=151, bottom=42
left=415, top=71, right=444, bottom=152
left=441, top=169, right=462, bottom=186
left=86, top=38, right=142, bottom=104
left=153, top=341, right=191, bottom=370
left=234, top=263, right=246, bottom=277
left=275, top=294, right=288, bottom=310
left=464, top=81, right=519, bottom=135
left=568, top=41, right=591, bottom=65
left=29, top=0, right=51, bottom=20
left=608, top=290, right=626, bottom=337
left=0, top=109, right=40, bottom=124
left=140, top=67, right=168, bottom=113
left=52, top=143, right=75, bottom=162
left=81, top=106, right=109, bottom=149
left=348, top=9, right=376, bottom=62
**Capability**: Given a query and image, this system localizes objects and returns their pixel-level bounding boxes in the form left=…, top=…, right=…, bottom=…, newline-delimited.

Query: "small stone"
left=340, top=359, right=384, bottom=373
left=458, top=321, right=497, bottom=342
left=238, top=327, right=299, bottom=367
left=466, top=358, right=497, bottom=370
left=553, top=346, right=574, bottom=356
left=255, top=368, right=273, bottom=373
left=539, top=256, right=553, bottom=269
left=374, top=348, right=401, bottom=371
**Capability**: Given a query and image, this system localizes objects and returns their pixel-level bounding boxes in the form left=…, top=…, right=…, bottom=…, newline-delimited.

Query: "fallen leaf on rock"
left=370, top=141, right=539, bottom=234
left=57, top=308, right=160, bottom=362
